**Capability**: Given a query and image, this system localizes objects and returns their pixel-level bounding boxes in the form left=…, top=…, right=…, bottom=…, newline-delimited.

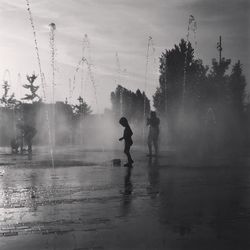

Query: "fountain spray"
left=25, top=0, right=54, bottom=168
left=183, top=15, right=197, bottom=101
left=115, top=52, right=123, bottom=116
left=49, top=22, right=56, bottom=147
left=143, top=36, right=156, bottom=137
left=49, top=23, right=56, bottom=104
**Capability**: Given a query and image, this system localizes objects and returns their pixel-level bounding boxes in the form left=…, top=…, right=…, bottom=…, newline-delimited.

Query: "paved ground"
left=0, top=146, right=250, bottom=250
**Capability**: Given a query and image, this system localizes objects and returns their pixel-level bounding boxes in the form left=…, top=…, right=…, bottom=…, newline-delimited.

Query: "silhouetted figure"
left=16, top=122, right=36, bottom=154
left=16, top=119, right=25, bottom=154
left=147, top=111, right=160, bottom=157
left=24, top=125, right=37, bottom=154
left=10, top=138, right=19, bottom=154
left=119, top=117, right=134, bottom=167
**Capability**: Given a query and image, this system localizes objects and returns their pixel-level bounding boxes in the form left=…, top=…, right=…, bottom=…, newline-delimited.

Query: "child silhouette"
left=119, top=117, right=134, bottom=167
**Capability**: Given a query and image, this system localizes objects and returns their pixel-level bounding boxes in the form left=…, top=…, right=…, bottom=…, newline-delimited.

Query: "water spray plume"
left=49, top=22, right=56, bottom=104
left=72, top=34, right=91, bottom=97
left=3, top=69, right=11, bottom=84
left=115, top=52, right=123, bottom=116
left=68, top=78, right=72, bottom=105
left=143, top=36, right=151, bottom=124
left=80, top=38, right=85, bottom=98
left=183, top=14, right=197, bottom=101
left=17, top=73, right=22, bottom=98
left=143, top=36, right=156, bottom=137
left=49, top=22, right=56, bottom=147
left=84, top=58, right=99, bottom=113
left=25, top=0, right=54, bottom=168
left=79, top=34, right=91, bottom=144
left=80, top=34, right=90, bottom=98
left=188, top=15, right=198, bottom=56
left=71, top=57, right=98, bottom=112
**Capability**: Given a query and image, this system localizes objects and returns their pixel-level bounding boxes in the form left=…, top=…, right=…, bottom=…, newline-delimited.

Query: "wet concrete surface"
left=0, top=146, right=250, bottom=249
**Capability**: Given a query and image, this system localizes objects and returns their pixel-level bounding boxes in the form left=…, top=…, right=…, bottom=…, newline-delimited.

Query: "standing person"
left=119, top=117, right=134, bottom=167
left=24, top=125, right=37, bottom=154
left=147, top=111, right=160, bottom=157
left=10, top=137, right=19, bottom=154
left=17, top=122, right=37, bottom=154
left=16, top=121, right=24, bottom=154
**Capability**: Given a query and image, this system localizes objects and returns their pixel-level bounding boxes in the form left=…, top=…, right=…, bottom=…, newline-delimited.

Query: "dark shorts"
left=124, top=140, right=133, bottom=153
left=148, top=129, right=159, bottom=144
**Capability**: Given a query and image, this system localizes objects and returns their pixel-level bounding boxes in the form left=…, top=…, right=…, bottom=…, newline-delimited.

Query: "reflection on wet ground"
left=0, top=146, right=250, bottom=249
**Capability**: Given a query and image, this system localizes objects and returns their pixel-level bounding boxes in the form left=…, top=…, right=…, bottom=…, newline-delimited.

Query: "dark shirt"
left=147, top=117, right=160, bottom=128
left=123, top=126, right=133, bottom=145
left=147, top=117, right=160, bottom=138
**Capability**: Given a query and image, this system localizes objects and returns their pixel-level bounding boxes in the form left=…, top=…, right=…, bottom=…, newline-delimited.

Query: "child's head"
left=119, top=117, right=128, bottom=127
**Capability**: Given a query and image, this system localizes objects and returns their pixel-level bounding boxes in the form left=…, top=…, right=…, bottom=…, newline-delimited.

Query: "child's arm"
left=119, top=137, right=124, bottom=141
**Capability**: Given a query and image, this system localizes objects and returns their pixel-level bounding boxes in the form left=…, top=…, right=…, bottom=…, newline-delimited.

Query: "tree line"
left=110, top=39, right=249, bottom=151
left=0, top=74, right=92, bottom=146
left=0, top=38, right=248, bottom=150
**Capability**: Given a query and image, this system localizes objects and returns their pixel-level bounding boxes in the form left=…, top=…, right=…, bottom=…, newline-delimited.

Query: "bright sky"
left=0, top=0, right=249, bottom=112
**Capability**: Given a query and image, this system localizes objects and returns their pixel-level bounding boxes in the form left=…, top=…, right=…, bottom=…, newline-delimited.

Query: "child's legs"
left=147, top=135, right=152, bottom=155
left=124, top=143, right=133, bottom=163
left=28, top=142, right=32, bottom=153
left=153, top=137, right=158, bottom=155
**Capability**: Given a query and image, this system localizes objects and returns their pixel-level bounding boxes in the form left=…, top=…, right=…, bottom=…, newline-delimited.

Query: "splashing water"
left=3, top=69, right=11, bottom=84
left=68, top=78, right=72, bottom=105
left=71, top=60, right=81, bottom=98
left=115, top=52, right=128, bottom=117
left=183, top=15, right=197, bottom=101
left=25, top=0, right=54, bottom=168
left=49, top=23, right=56, bottom=147
left=49, top=23, right=56, bottom=104
left=115, top=52, right=123, bottom=116
left=143, top=36, right=156, bottom=136
left=78, top=35, right=91, bottom=144
left=80, top=37, right=86, bottom=98
left=72, top=34, right=92, bottom=101
left=143, top=36, right=151, bottom=119
left=17, top=73, right=23, bottom=99
left=188, top=15, right=198, bottom=55
left=81, top=34, right=91, bottom=99
left=192, top=21, right=198, bottom=55
left=84, top=58, right=99, bottom=112
left=120, top=87, right=123, bottom=116
left=72, top=57, right=99, bottom=112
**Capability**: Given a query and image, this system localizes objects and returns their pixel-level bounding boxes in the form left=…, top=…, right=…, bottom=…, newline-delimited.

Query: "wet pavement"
left=0, top=146, right=250, bottom=250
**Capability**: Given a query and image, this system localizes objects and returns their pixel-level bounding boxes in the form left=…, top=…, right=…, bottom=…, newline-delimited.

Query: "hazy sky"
left=0, top=0, right=249, bottom=112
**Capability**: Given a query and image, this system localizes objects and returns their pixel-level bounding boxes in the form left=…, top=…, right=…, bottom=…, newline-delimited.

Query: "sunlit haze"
left=0, top=0, right=249, bottom=112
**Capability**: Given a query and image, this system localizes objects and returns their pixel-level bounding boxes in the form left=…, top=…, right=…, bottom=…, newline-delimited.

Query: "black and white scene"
left=0, top=0, right=250, bottom=249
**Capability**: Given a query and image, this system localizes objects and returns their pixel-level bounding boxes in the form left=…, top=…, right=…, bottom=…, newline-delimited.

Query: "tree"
left=111, top=85, right=124, bottom=118
left=228, top=60, right=246, bottom=116
left=205, top=58, right=231, bottom=107
left=111, top=85, right=150, bottom=122
left=153, top=39, right=208, bottom=141
left=0, top=80, right=19, bottom=108
left=227, top=60, right=247, bottom=147
left=0, top=80, right=21, bottom=146
left=22, top=74, right=41, bottom=103
left=72, top=96, right=92, bottom=120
